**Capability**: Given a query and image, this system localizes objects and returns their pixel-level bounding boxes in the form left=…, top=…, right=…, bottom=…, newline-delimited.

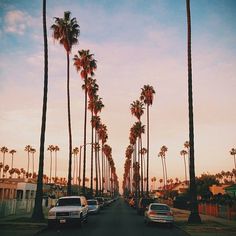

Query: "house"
left=209, top=184, right=229, bottom=195
left=224, top=184, right=236, bottom=197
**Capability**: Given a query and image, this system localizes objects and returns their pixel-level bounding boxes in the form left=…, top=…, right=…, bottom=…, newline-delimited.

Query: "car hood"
left=50, top=206, right=83, bottom=212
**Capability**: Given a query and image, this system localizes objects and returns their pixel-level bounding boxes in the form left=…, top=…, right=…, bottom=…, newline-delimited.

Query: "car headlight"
left=70, top=211, right=80, bottom=216
left=48, top=211, right=56, bottom=217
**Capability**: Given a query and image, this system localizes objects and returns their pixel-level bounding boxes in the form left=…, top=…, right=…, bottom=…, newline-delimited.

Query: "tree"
left=24, top=145, right=32, bottom=176
left=31, top=148, right=36, bottom=176
left=161, top=145, right=168, bottom=187
left=54, top=145, right=60, bottom=180
left=230, top=148, right=236, bottom=169
left=9, top=149, right=16, bottom=170
left=180, top=149, right=188, bottom=183
left=186, top=0, right=201, bottom=223
left=140, top=85, right=155, bottom=195
left=1, top=147, right=8, bottom=178
left=47, top=145, right=55, bottom=183
left=51, top=11, right=80, bottom=195
left=74, top=49, right=97, bottom=194
left=158, top=151, right=166, bottom=189
left=72, top=147, right=79, bottom=184
left=32, top=0, right=49, bottom=220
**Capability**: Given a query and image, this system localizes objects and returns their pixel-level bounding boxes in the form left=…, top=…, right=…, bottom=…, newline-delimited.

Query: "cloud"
left=4, top=10, right=32, bottom=35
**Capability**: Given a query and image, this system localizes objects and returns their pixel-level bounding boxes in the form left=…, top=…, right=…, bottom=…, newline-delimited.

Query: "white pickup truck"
left=48, top=196, right=88, bottom=227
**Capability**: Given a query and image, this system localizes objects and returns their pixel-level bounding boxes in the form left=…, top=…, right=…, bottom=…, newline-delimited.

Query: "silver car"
left=87, top=199, right=100, bottom=214
left=144, top=203, right=174, bottom=227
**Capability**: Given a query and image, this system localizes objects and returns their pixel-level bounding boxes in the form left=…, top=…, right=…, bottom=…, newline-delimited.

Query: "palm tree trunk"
left=146, top=105, right=150, bottom=195
left=164, top=157, right=168, bottom=187
left=73, top=153, right=76, bottom=184
left=50, top=151, right=52, bottom=183
left=79, top=146, right=82, bottom=188
left=55, top=151, right=57, bottom=180
left=27, top=152, right=30, bottom=176
left=95, top=134, right=98, bottom=196
left=90, top=113, right=94, bottom=195
left=32, top=153, right=34, bottom=176
left=82, top=77, right=88, bottom=194
left=184, top=155, right=187, bottom=183
left=98, top=142, right=101, bottom=195
left=186, top=0, right=201, bottom=223
left=66, top=51, right=73, bottom=196
left=32, top=0, right=48, bottom=220
left=161, top=157, right=165, bottom=189
left=140, top=139, right=143, bottom=196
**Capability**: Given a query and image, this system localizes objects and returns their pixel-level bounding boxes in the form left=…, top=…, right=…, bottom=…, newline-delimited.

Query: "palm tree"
left=186, top=0, right=201, bottom=223
left=32, top=0, right=49, bottom=220
left=230, top=148, right=236, bottom=169
left=31, top=148, right=36, bottom=176
left=180, top=149, right=188, bottom=183
left=1, top=146, right=8, bottom=178
left=54, top=145, right=60, bottom=180
left=72, top=147, right=79, bottom=184
left=140, top=147, right=147, bottom=195
left=140, top=84, right=155, bottom=195
left=51, top=11, right=80, bottom=196
left=74, top=49, right=97, bottom=194
left=24, top=145, right=32, bottom=176
left=9, top=149, right=16, bottom=170
left=158, top=151, right=166, bottom=189
left=0, top=162, right=3, bottom=178
left=47, top=145, right=55, bottom=183
left=161, top=145, right=168, bottom=188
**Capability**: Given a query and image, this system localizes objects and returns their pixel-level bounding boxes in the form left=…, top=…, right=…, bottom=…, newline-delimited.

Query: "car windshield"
left=56, top=198, right=81, bottom=206
left=150, top=204, right=170, bottom=211
left=88, top=200, right=97, bottom=205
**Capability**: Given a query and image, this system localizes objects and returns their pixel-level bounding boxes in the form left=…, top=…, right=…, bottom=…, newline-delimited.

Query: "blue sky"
left=0, top=0, right=236, bottom=186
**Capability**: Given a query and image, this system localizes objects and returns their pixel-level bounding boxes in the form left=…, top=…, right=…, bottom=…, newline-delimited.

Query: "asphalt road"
left=37, top=198, right=189, bottom=236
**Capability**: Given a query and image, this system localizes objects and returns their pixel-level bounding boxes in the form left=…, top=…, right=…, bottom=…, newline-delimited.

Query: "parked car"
left=48, top=196, right=88, bottom=228
left=137, top=197, right=156, bottom=215
left=87, top=199, right=100, bottom=214
left=144, top=203, right=174, bottom=227
left=95, top=197, right=105, bottom=208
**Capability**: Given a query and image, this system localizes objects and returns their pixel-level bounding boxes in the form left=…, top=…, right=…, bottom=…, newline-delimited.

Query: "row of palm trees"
left=32, top=2, right=118, bottom=220
left=122, top=85, right=155, bottom=198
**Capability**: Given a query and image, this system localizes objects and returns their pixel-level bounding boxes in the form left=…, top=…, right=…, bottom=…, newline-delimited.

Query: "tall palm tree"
left=160, top=145, right=168, bottom=190
left=180, top=149, right=188, bottom=183
left=140, top=84, right=155, bottom=195
left=32, top=0, right=49, bottom=220
left=24, top=145, right=32, bottom=176
left=51, top=11, right=80, bottom=195
left=47, top=145, right=55, bottom=183
left=74, top=50, right=97, bottom=194
left=9, top=149, right=16, bottom=170
left=140, top=147, right=147, bottom=195
left=1, top=146, right=8, bottom=178
left=31, top=148, right=36, bottom=176
left=54, top=145, right=60, bottom=180
left=230, top=148, right=236, bottom=169
left=186, top=0, right=201, bottom=223
left=158, top=151, right=166, bottom=189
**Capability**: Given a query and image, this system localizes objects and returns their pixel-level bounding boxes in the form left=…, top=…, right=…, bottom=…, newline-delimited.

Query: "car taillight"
left=149, top=211, right=156, bottom=216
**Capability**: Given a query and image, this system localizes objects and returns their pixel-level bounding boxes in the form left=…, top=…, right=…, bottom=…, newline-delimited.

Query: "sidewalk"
left=173, top=208, right=236, bottom=236
left=0, top=213, right=47, bottom=236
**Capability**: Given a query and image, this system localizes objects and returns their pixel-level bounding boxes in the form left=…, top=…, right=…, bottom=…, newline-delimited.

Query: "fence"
left=198, top=203, right=236, bottom=220
left=0, top=198, right=52, bottom=217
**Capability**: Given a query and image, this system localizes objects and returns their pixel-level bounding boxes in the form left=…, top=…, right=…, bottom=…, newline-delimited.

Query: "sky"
left=0, top=0, right=236, bottom=188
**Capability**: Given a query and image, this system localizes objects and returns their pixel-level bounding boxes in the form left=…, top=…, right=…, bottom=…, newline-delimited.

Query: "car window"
left=87, top=200, right=97, bottom=205
left=150, top=204, right=170, bottom=211
left=56, top=198, right=81, bottom=206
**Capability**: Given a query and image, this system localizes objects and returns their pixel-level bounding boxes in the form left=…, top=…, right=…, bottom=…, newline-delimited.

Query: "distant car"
left=95, top=197, right=105, bottom=208
left=48, top=196, right=88, bottom=228
left=144, top=203, right=174, bottom=227
left=87, top=199, right=100, bottom=214
left=137, top=197, right=156, bottom=215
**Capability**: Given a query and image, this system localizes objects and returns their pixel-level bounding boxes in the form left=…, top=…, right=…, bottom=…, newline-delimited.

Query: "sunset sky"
left=0, top=0, right=236, bottom=187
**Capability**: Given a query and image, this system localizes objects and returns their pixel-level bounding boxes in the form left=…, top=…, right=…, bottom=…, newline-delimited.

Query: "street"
left=38, top=198, right=189, bottom=236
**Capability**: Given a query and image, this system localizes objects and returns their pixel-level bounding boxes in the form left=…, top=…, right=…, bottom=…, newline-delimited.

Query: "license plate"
left=60, top=219, right=66, bottom=224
